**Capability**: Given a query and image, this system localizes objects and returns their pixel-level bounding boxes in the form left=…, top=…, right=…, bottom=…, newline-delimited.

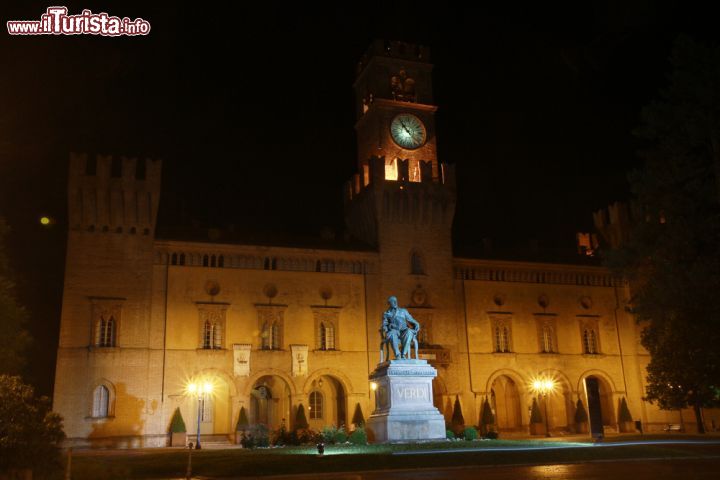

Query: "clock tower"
left=345, top=40, right=459, bottom=379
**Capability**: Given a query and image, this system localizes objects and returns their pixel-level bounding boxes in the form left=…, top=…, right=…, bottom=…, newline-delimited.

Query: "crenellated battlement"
left=67, top=152, right=162, bottom=235
left=356, top=40, right=431, bottom=77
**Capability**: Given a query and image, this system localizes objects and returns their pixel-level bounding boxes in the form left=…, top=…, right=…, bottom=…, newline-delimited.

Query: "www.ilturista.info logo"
left=7, top=6, right=151, bottom=36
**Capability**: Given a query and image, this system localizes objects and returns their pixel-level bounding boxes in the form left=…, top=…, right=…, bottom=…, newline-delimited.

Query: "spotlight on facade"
left=185, top=379, right=214, bottom=449
left=530, top=375, right=556, bottom=437
left=370, top=382, right=377, bottom=391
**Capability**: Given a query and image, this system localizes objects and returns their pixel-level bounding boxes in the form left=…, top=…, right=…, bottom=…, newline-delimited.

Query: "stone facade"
left=53, top=40, right=718, bottom=447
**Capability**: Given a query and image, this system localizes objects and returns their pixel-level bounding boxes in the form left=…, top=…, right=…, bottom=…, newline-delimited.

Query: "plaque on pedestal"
left=366, top=359, right=446, bottom=443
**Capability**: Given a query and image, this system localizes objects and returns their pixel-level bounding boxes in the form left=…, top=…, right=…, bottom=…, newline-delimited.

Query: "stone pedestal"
left=366, top=359, right=446, bottom=443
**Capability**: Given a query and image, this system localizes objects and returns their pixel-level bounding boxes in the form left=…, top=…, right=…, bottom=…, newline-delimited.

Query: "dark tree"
left=618, top=397, right=633, bottom=424
left=0, top=219, right=31, bottom=375
left=604, top=35, right=720, bottom=433
left=0, top=375, right=65, bottom=475
left=351, top=402, right=365, bottom=427
left=451, top=395, right=465, bottom=434
left=530, top=398, right=543, bottom=424
left=479, top=397, right=495, bottom=435
left=294, top=404, right=309, bottom=430
left=236, top=406, right=249, bottom=431
left=574, top=399, right=588, bottom=424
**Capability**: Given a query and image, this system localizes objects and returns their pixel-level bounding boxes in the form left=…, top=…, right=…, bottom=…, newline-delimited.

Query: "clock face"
left=390, top=114, right=427, bottom=149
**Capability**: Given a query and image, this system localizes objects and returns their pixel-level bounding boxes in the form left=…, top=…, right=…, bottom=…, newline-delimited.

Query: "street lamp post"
left=532, top=378, right=555, bottom=438
left=187, top=381, right=213, bottom=450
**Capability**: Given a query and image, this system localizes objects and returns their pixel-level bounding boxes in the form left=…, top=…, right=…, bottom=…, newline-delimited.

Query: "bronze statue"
left=380, top=296, right=420, bottom=361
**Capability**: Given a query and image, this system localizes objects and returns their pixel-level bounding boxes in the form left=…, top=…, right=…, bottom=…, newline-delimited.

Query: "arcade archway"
left=490, top=375, right=522, bottom=431
left=307, top=375, right=347, bottom=429
left=250, top=375, right=292, bottom=430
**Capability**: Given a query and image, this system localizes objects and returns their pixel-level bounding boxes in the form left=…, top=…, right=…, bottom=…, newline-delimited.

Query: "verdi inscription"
left=394, top=384, right=429, bottom=402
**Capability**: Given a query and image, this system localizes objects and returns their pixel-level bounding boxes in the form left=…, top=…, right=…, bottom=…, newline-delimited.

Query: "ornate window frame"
left=489, top=313, right=513, bottom=353
left=312, top=306, right=340, bottom=351
left=197, top=302, right=229, bottom=350
left=256, top=304, right=286, bottom=351
left=535, top=314, right=558, bottom=353
left=578, top=316, right=601, bottom=354
left=89, top=297, right=124, bottom=349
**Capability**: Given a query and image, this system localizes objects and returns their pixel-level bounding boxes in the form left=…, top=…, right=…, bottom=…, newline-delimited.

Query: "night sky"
left=1, top=2, right=719, bottom=395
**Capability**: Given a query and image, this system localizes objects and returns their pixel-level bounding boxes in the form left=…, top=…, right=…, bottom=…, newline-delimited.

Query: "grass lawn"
left=68, top=438, right=718, bottom=479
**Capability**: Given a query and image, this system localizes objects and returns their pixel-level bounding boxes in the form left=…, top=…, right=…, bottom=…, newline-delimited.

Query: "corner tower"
left=54, top=153, right=163, bottom=442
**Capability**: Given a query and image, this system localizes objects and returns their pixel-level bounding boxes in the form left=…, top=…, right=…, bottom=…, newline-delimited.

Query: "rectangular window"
left=385, top=158, right=398, bottom=180
left=200, top=396, right=213, bottom=423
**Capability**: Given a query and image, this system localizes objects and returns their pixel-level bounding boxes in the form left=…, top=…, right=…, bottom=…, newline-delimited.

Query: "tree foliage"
left=236, top=406, right=249, bottom=431
left=618, top=397, right=633, bottom=423
left=574, top=399, right=588, bottom=424
left=0, top=219, right=31, bottom=375
left=479, top=397, right=495, bottom=434
left=351, top=402, right=365, bottom=427
left=604, top=35, right=720, bottom=433
left=530, top=398, right=543, bottom=424
left=294, top=404, right=309, bottom=430
left=169, top=407, right=186, bottom=433
left=450, top=395, right=465, bottom=429
left=0, top=375, right=65, bottom=474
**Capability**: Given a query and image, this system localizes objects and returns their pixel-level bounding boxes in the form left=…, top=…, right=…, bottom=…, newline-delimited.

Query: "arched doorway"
left=543, top=379, right=573, bottom=432
left=307, top=375, right=346, bottom=430
left=490, top=375, right=522, bottom=431
left=583, top=375, right=615, bottom=434
left=189, top=375, right=232, bottom=437
left=250, top=375, right=292, bottom=430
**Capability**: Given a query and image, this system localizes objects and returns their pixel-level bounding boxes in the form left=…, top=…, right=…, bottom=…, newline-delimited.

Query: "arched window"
left=96, top=315, right=116, bottom=347
left=320, top=322, right=335, bottom=350
left=202, top=320, right=222, bottom=349
left=203, top=255, right=209, bottom=267
left=179, top=253, right=186, bottom=265
left=92, top=385, right=110, bottom=418
left=171, top=253, right=178, bottom=265
left=410, top=251, right=425, bottom=275
left=309, top=391, right=323, bottom=420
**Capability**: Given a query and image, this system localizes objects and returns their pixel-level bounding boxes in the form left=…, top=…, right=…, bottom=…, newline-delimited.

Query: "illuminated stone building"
left=52, top=40, right=715, bottom=447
